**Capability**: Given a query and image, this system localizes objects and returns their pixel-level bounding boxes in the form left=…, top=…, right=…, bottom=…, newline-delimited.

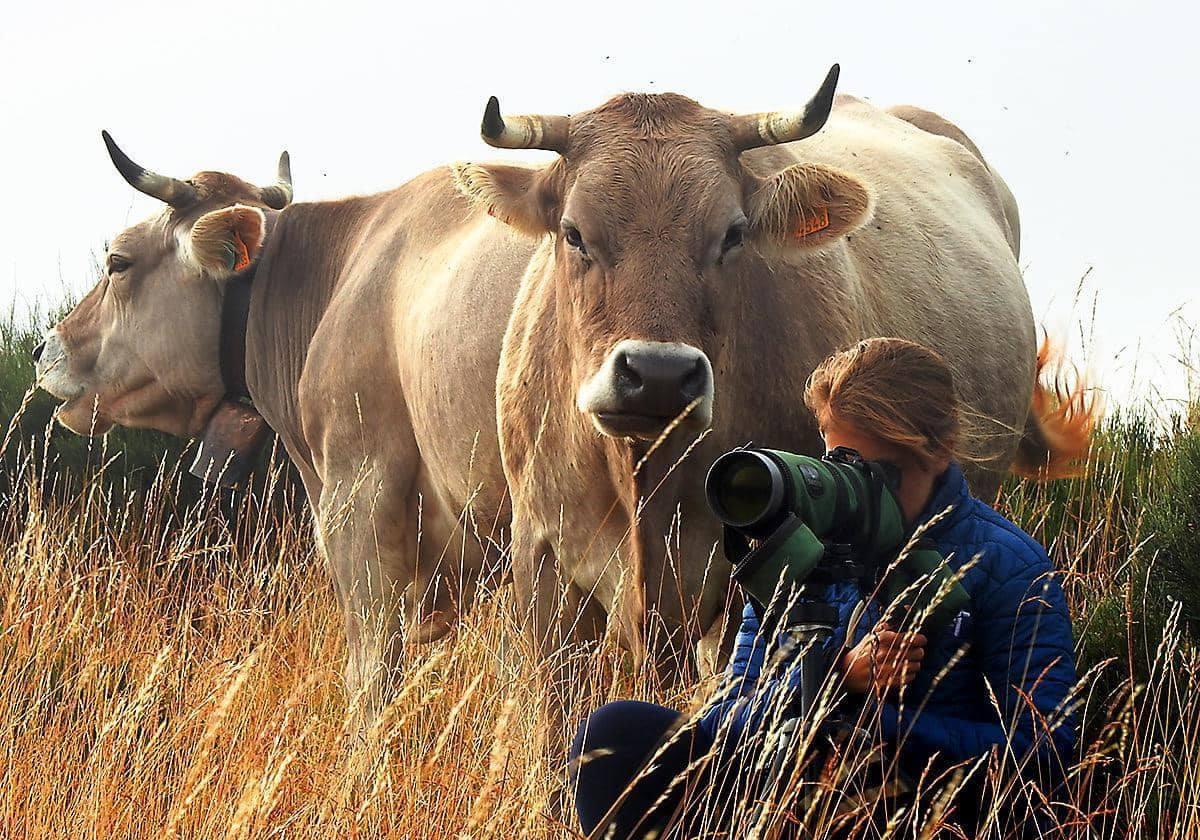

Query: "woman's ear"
left=451, top=161, right=563, bottom=236
left=747, top=163, right=873, bottom=249
left=187, top=205, right=266, bottom=278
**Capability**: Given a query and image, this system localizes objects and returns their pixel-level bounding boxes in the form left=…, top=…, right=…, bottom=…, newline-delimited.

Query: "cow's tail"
left=1010, top=337, right=1099, bottom=480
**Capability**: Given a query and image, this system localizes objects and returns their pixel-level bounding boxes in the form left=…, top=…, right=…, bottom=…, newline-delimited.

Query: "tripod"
left=745, top=591, right=840, bottom=836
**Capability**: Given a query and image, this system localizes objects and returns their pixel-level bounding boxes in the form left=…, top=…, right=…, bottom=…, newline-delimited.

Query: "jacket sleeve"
left=879, top=543, right=1077, bottom=776
left=727, top=582, right=869, bottom=685
left=708, top=583, right=870, bottom=748
left=728, top=600, right=766, bottom=682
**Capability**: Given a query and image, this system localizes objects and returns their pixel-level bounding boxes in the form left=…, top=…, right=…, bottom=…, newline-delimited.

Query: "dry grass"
left=0, top=446, right=692, bottom=839
left=2, top=411, right=1199, bottom=839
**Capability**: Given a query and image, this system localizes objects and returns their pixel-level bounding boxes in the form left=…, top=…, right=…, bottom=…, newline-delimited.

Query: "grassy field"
left=4, top=303, right=1200, bottom=838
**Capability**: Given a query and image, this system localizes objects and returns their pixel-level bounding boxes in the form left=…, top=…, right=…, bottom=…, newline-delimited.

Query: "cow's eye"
left=562, top=224, right=588, bottom=256
left=720, top=223, right=745, bottom=256
left=108, top=255, right=132, bottom=274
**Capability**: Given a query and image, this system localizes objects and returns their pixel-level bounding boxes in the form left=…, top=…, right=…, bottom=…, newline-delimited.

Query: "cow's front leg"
left=511, top=529, right=608, bottom=737
left=316, top=462, right=459, bottom=727
left=511, top=533, right=610, bottom=657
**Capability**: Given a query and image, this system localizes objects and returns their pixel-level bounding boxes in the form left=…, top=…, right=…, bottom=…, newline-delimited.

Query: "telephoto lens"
left=705, top=446, right=971, bottom=635
left=705, top=447, right=892, bottom=546
left=704, top=447, right=853, bottom=610
left=704, top=449, right=789, bottom=536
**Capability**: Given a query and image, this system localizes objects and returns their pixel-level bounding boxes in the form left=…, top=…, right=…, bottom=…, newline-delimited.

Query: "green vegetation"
left=997, top=405, right=1199, bottom=684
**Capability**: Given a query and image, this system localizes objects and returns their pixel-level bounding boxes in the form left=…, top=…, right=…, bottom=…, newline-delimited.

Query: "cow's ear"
left=187, top=205, right=267, bottom=278
left=747, top=163, right=872, bottom=249
left=451, top=161, right=563, bottom=236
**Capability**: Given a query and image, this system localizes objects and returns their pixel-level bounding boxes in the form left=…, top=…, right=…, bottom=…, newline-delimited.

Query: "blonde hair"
left=804, top=337, right=961, bottom=469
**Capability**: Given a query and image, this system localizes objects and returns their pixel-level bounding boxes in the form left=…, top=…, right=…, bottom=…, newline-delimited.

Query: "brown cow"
left=451, top=65, right=1083, bottom=671
left=35, top=134, right=524, bottom=721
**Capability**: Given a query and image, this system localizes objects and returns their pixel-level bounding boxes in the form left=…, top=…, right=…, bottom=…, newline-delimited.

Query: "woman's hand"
left=840, top=622, right=927, bottom=695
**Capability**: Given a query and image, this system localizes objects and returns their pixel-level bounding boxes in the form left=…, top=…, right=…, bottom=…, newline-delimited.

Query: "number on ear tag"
left=794, top=207, right=831, bottom=239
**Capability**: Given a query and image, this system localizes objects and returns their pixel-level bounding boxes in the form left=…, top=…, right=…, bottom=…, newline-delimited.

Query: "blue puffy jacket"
left=699, top=462, right=1077, bottom=779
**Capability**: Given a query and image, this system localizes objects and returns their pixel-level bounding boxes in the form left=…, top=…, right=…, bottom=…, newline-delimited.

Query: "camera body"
left=705, top=446, right=968, bottom=634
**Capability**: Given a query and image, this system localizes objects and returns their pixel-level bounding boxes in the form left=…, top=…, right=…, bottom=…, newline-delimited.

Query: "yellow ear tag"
left=232, top=231, right=251, bottom=272
left=794, top=207, right=831, bottom=239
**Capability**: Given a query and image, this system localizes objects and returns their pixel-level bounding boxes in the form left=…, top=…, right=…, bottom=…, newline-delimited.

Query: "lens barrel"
left=705, top=449, right=788, bottom=533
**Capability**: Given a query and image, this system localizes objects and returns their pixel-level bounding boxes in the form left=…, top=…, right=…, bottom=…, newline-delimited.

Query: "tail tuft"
left=1011, top=337, right=1100, bottom=480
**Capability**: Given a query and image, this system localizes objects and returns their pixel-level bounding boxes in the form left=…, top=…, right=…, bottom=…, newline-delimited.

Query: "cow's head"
left=454, top=65, right=872, bottom=442
left=35, top=133, right=292, bottom=437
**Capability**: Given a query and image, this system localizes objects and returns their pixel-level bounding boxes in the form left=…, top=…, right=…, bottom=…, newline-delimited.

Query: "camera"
left=705, top=446, right=968, bottom=634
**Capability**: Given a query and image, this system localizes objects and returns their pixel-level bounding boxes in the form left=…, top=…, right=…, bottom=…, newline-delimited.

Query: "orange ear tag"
left=794, top=207, right=831, bottom=239
left=232, top=232, right=251, bottom=272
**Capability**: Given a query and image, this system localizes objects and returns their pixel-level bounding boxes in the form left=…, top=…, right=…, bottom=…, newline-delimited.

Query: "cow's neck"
left=500, top=262, right=719, bottom=654
left=186, top=216, right=277, bottom=488
left=212, top=208, right=287, bottom=403
left=218, top=270, right=255, bottom=401
left=241, top=200, right=360, bottom=479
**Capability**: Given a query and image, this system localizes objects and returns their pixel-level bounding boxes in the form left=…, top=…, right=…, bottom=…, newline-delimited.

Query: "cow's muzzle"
left=579, top=340, right=714, bottom=440
left=33, top=329, right=85, bottom=401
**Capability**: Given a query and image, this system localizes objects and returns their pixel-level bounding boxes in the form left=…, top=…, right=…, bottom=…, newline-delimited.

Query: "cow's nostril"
left=681, top=357, right=708, bottom=399
left=613, top=350, right=643, bottom=392
left=31, top=341, right=45, bottom=363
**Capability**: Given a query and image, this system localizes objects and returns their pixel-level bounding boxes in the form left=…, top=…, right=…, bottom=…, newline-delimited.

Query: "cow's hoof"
left=408, top=609, right=457, bottom=644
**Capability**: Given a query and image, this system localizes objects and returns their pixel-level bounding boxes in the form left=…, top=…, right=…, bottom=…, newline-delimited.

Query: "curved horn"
left=480, top=96, right=570, bottom=153
left=101, top=130, right=198, bottom=208
left=730, top=64, right=841, bottom=151
left=259, top=150, right=293, bottom=210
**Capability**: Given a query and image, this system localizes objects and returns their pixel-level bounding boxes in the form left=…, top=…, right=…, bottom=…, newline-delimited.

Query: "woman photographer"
left=568, top=337, right=1082, bottom=838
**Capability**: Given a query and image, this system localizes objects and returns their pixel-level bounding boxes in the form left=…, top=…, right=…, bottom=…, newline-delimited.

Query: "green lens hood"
left=731, top=514, right=826, bottom=610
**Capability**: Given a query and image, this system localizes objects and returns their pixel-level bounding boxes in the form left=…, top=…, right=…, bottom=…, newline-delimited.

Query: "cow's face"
left=35, top=134, right=291, bottom=437
left=455, top=66, right=872, bottom=442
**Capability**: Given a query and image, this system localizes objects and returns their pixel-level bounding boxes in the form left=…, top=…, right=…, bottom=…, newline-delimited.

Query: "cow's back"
left=885, top=102, right=1021, bottom=257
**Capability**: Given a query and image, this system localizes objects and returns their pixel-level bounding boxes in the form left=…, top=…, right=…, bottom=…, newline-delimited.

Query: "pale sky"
left=3, top=0, right=1196, bottom=410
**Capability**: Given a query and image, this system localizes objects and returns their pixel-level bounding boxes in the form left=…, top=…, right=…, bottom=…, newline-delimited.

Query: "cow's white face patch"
left=578, top=339, right=714, bottom=441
